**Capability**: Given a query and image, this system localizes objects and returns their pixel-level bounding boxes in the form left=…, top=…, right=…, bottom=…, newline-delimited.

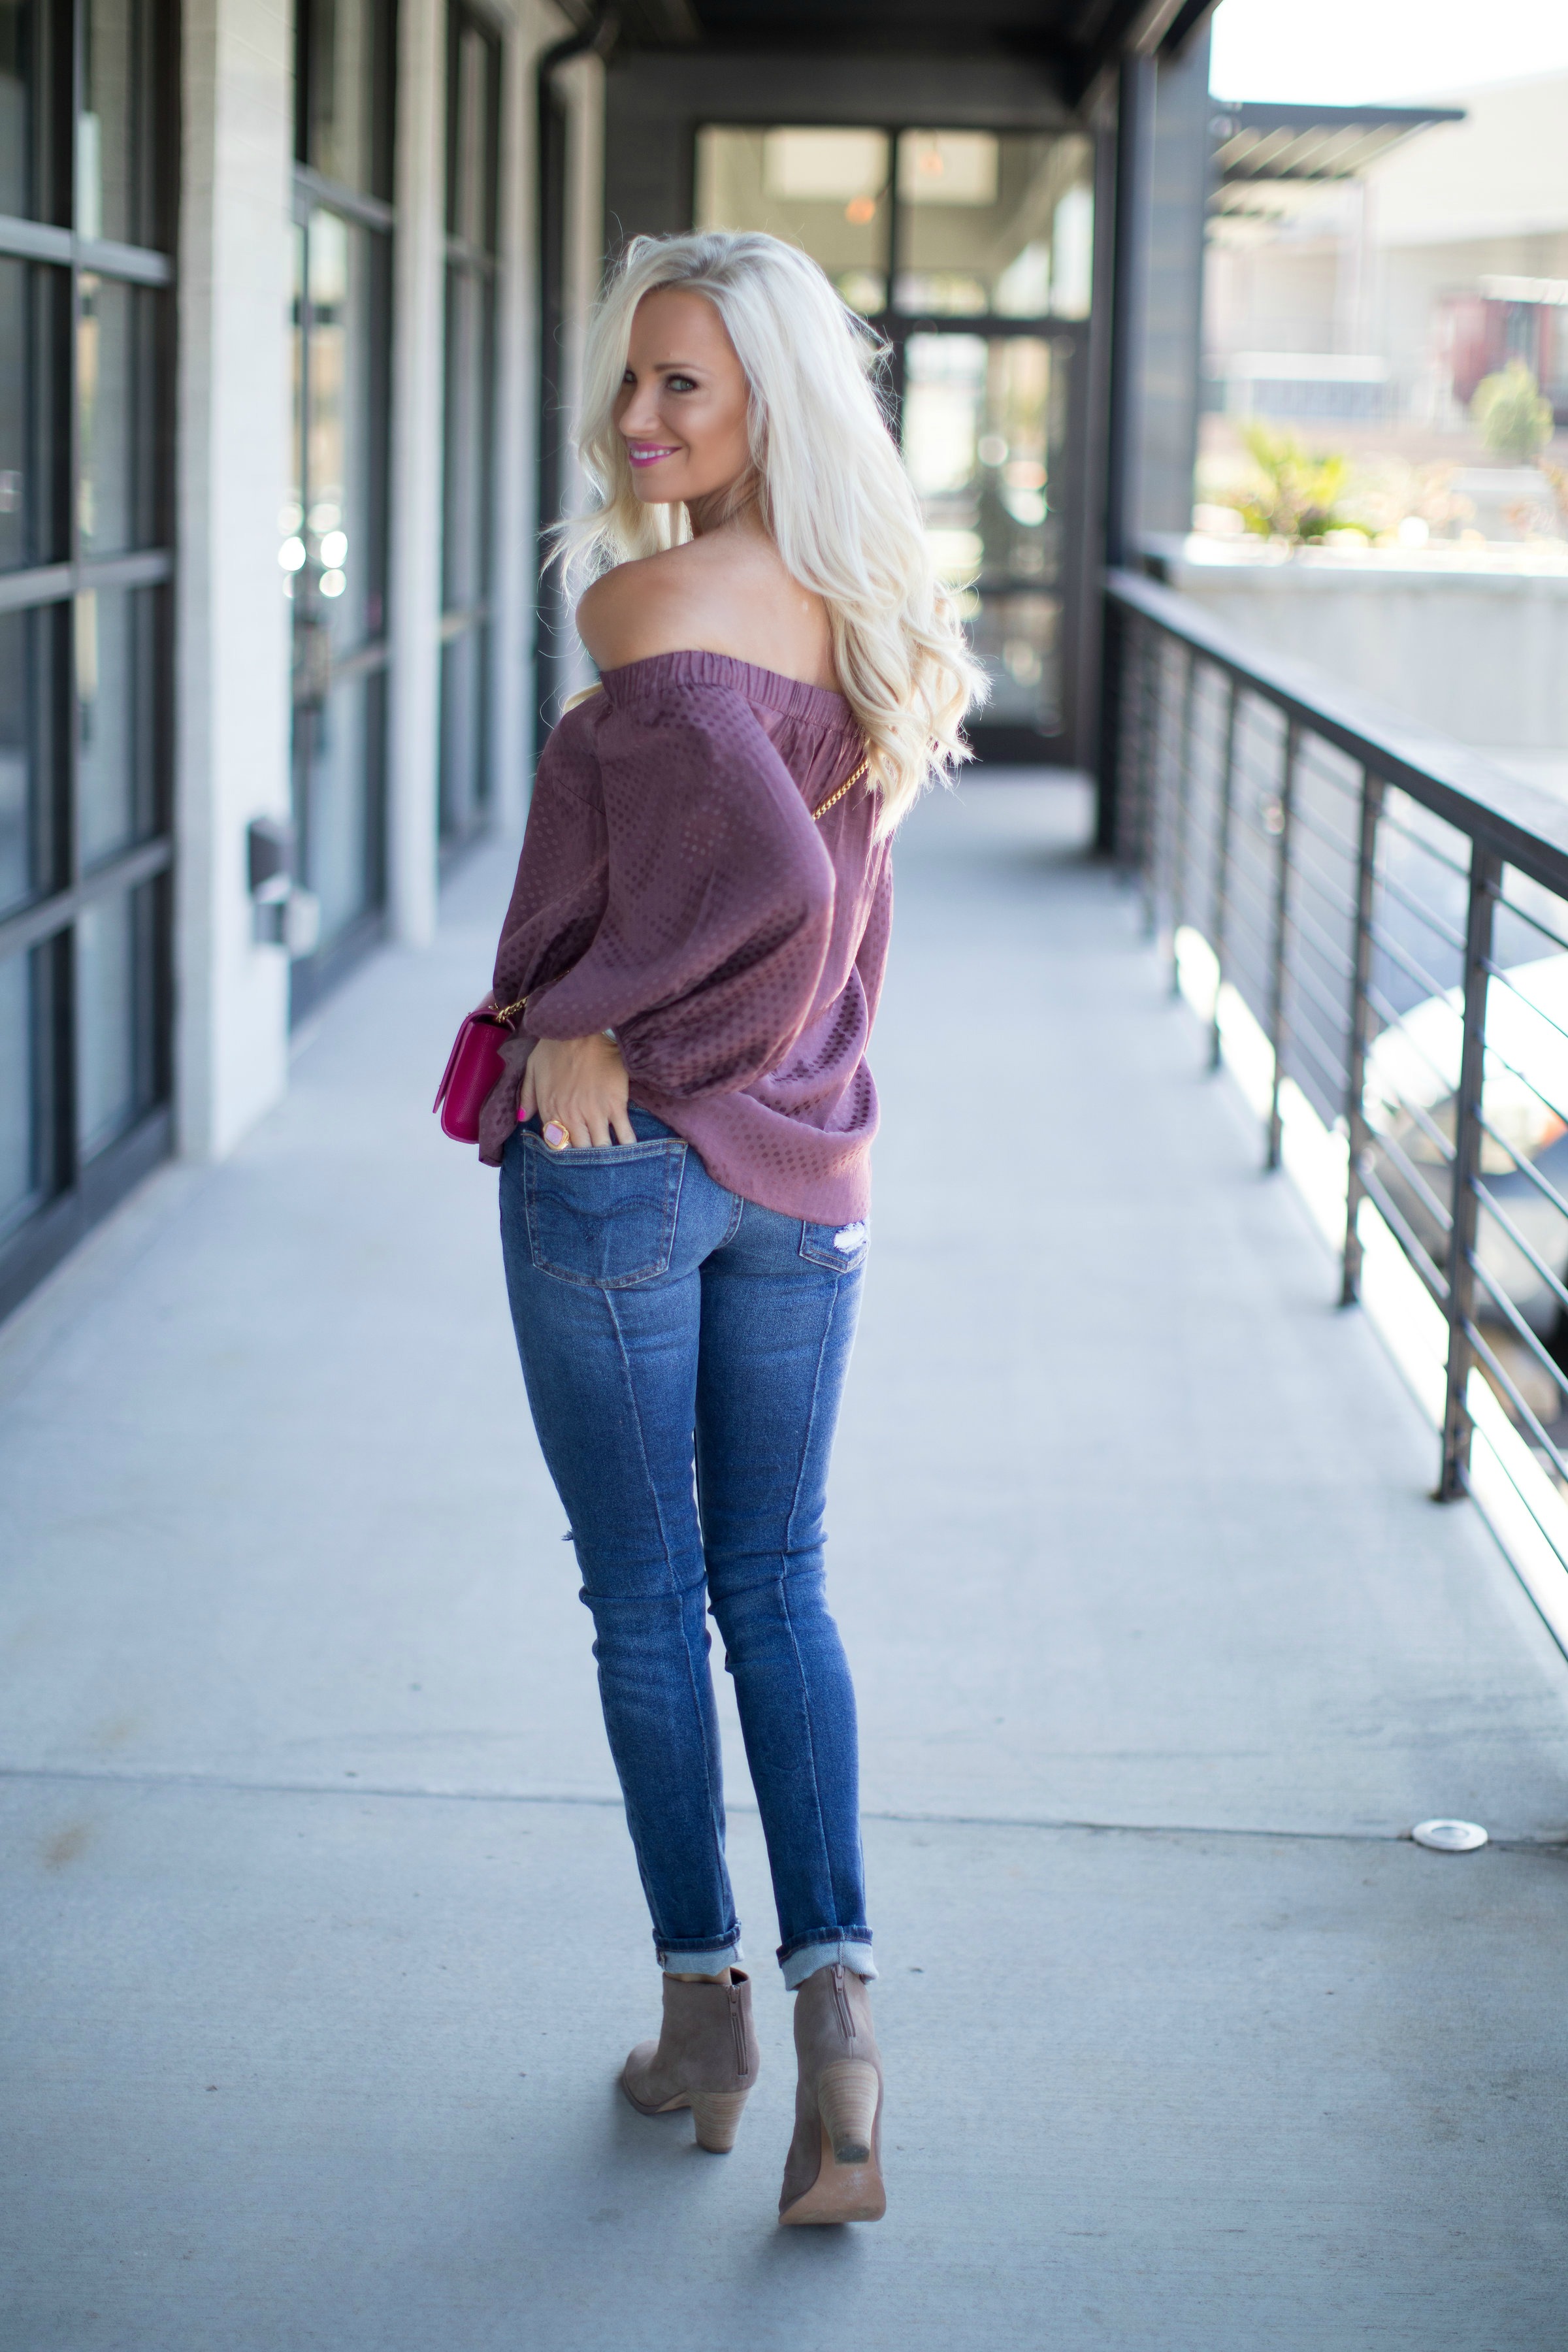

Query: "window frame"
left=287, top=0, right=398, bottom=1019
left=0, top=0, right=178, bottom=1320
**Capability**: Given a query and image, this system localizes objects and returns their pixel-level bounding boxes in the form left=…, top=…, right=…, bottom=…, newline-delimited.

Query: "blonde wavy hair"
left=558, top=229, right=987, bottom=834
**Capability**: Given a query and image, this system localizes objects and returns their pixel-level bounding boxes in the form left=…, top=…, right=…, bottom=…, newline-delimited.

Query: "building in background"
left=1375, top=73, right=1568, bottom=430
left=1169, top=68, right=1568, bottom=799
left=1203, top=72, right=1568, bottom=449
left=0, top=0, right=1223, bottom=1321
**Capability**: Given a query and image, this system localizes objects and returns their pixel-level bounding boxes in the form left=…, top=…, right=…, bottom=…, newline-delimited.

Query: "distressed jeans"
left=499, top=1108, right=875, bottom=1987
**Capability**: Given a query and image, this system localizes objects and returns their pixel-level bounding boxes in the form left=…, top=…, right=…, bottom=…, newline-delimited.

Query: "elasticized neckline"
left=597, top=649, right=855, bottom=730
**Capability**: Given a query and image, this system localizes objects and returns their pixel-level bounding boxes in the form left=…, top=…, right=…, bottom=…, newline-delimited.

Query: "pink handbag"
left=432, top=994, right=529, bottom=1144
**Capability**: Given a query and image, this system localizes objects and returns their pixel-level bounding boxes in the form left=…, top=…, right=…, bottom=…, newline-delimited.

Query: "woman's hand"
left=520, top=1032, right=636, bottom=1147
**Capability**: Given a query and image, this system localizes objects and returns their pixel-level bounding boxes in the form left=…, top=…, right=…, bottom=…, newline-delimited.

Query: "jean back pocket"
left=521, top=1132, right=687, bottom=1288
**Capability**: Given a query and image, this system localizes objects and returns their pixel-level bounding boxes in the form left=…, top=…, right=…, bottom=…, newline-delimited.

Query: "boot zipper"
left=831, top=1962, right=855, bottom=2043
left=728, top=1984, right=750, bottom=2078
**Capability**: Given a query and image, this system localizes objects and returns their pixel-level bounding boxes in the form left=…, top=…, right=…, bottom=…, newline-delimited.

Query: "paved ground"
left=4, top=780, right=1568, bottom=2350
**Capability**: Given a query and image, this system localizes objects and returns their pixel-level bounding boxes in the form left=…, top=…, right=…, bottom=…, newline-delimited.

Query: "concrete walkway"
left=4, top=781, right=1568, bottom=2350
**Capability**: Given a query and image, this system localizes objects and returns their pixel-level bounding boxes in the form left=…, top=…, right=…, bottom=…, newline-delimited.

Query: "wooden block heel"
left=778, top=1968, right=887, bottom=2227
left=689, top=2087, right=751, bottom=2153
left=817, top=2059, right=879, bottom=2161
left=621, top=1970, right=760, bottom=2153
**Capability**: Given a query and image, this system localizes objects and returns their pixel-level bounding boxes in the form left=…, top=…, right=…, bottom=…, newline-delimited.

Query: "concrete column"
left=386, top=0, right=447, bottom=947
left=490, top=2, right=555, bottom=838
left=1138, top=26, right=1213, bottom=537
left=557, top=44, right=604, bottom=705
left=174, top=0, right=294, bottom=1159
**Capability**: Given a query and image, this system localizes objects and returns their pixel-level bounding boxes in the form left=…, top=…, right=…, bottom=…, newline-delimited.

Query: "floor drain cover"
left=1412, top=1819, right=1488, bottom=1852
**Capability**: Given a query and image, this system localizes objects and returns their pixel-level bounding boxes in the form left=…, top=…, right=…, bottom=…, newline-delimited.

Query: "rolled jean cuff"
left=657, top=1937, right=745, bottom=1976
left=779, top=1937, right=877, bottom=1990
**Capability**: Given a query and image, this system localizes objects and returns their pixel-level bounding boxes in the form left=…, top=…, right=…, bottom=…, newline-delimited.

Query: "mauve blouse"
left=478, top=650, right=892, bottom=1224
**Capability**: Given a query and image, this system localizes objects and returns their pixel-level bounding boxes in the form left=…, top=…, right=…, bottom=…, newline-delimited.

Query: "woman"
left=478, top=229, right=982, bottom=2224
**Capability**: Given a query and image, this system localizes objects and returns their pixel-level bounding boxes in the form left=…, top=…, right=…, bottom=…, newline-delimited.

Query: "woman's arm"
left=520, top=691, right=834, bottom=1100
left=485, top=683, right=835, bottom=1154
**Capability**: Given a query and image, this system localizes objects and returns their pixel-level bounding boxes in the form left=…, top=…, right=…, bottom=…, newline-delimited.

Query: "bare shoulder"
left=575, top=545, right=711, bottom=672
left=576, top=533, right=839, bottom=689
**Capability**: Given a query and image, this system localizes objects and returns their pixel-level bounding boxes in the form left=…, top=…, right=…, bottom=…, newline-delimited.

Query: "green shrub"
left=1471, top=361, right=1554, bottom=461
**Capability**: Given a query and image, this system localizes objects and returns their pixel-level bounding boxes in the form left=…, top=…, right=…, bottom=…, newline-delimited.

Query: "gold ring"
left=542, top=1117, right=571, bottom=1152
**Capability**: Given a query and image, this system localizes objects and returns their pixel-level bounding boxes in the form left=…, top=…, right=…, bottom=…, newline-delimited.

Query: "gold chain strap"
left=490, top=994, right=530, bottom=1024
left=811, top=749, right=870, bottom=823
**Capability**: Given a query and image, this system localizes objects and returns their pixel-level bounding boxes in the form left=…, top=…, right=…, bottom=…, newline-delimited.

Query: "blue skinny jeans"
left=499, top=1108, right=875, bottom=1987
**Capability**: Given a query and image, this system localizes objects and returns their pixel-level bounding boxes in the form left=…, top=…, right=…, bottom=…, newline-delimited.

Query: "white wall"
left=1368, top=73, right=1568, bottom=252
left=557, top=43, right=606, bottom=707
left=1205, top=235, right=1339, bottom=361
left=490, top=1, right=556, bottom=836
left=175, top=0, right=295, bottom=1159
left=1164, top=551, right=1568, bottom=751
left=385, top=0, right=448, bottom=951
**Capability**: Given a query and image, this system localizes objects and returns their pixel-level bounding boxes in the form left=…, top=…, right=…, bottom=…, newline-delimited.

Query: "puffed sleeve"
left=487, top=701, right=609, bottom=1011
left=518, top=685, right=836, bottom=1102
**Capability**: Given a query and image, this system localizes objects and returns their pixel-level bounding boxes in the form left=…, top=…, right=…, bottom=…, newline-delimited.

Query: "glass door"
left=0, top=0, right=175, bottom=1317
left=900, top=329, right=1073, bottom=734
left=694, top=122, right=1094, bottom=761
left=287, top=0, right=395, bottom=1015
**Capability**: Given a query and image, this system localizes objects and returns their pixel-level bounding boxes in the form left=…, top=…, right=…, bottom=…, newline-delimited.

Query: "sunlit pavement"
left=4, top=780, right=1567, bottom=2351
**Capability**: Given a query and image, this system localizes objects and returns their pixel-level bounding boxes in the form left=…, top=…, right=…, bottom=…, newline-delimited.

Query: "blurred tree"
left=1471, top=361, right=1554, bottom=462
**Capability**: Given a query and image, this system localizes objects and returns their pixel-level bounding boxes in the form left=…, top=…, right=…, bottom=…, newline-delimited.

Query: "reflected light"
left=924, top=527, right=983, bottom=583
left=320, top=569, right=347, bottom=597
left=319, top=529, right=348, bottom=566
left=278, top=536, right=306, bottom=572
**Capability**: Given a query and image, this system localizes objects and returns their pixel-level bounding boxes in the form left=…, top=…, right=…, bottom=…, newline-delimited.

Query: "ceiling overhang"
left=598, top=0, right=1220, bottom=105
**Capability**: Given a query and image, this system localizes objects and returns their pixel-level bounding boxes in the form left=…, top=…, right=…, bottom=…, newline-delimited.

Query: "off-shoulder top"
left=479, top=649, right=892, bottom=1224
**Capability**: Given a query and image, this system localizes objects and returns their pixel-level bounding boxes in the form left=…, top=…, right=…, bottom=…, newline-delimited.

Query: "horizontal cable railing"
left=1105, top=568, right=1568, bottom=1651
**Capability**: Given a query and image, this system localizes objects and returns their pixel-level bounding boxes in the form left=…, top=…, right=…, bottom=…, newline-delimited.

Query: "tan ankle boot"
left=621, top=1970, right=759, bottom=2152
left=777, top=1963, right=886, bottom=2223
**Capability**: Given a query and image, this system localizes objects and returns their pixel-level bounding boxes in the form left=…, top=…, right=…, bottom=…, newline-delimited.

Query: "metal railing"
left=1103, top=568, right=1568, bottom=1618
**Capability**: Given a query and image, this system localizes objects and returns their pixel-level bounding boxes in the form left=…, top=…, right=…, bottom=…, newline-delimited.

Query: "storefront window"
left=297, top=0, right=395, bottom=201
left=695, top=129, right=892, bottom=316
left=289, top=0, right=394, bottom=1010
left=895, top=131, right=1092, bottom=319
left=0, top=0, right=173, bottom=1315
